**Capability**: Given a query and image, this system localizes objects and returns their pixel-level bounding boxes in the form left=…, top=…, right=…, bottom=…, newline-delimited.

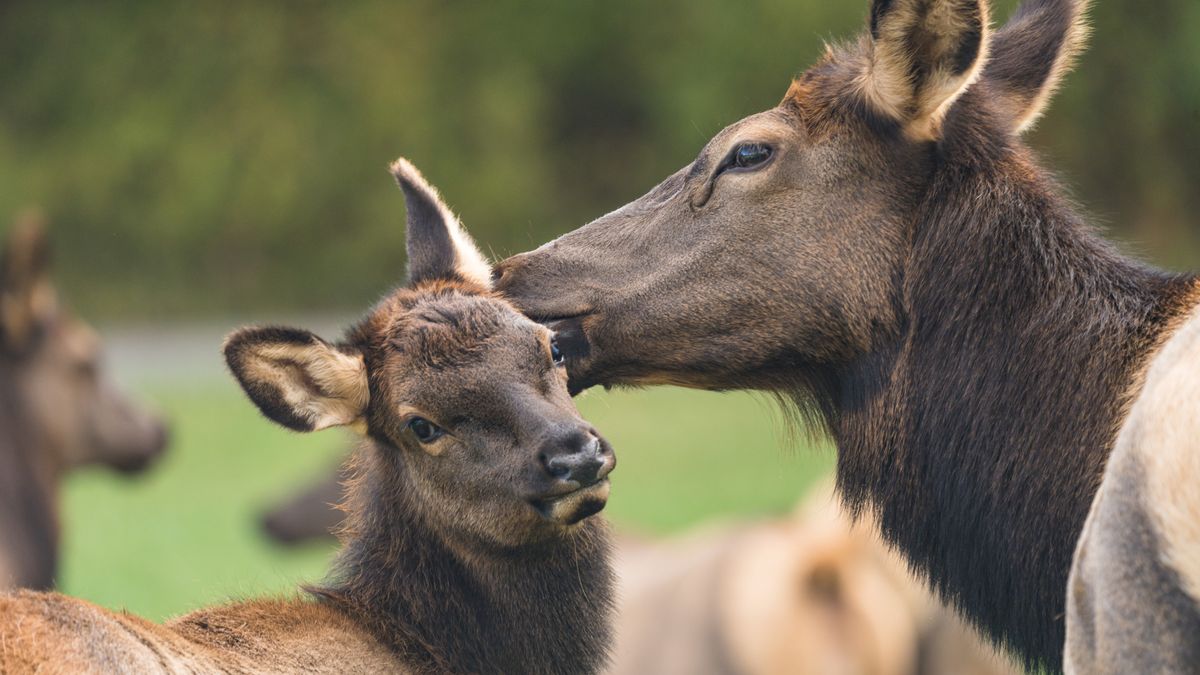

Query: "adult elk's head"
left=496, top=0, right=1088, bottom=398
left=1, top=215, right=168, bottom=475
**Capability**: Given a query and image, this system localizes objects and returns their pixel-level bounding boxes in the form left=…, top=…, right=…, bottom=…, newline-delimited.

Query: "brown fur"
left=495, top=0, right=1195, bottom=670
left=0, top=161, right=616, bottom=673
left=0, top=592, right=396, bottom=674
left=0, top=215, right=167, bottom=591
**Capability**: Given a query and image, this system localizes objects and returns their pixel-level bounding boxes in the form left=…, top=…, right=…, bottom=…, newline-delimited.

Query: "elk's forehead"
left=386, top=293, right=543, bottom=369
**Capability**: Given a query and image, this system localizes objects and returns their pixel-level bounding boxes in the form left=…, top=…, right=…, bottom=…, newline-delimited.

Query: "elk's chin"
left=108, top=449, right=164, bottom=476
left=530, top=479, right=610, bottom=526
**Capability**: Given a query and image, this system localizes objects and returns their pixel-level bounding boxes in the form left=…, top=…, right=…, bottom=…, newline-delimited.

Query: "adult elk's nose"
left=539, top=427, right=611, bottom=488
left=113, top=418, right=170, bottom=475
left=491, top=251, right=534, bottom=290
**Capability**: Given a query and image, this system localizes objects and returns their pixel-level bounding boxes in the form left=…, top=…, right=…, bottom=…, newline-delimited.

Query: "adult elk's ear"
left=224, top=326, right=369, bottom=433
left=0, top=212, right=58, bottom=352
left=863, top=0, right=990, bottom=140
left=390, top=158, right=492, bottom=290
left=983, top=0, right=1090, bottom=134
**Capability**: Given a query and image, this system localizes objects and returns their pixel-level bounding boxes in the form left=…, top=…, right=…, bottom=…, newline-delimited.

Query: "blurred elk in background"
left=611, top=483, right=1017, bottom=675
left=260, top=458, right=349, bottom=545
left=0, top=215, right=168, bottom=590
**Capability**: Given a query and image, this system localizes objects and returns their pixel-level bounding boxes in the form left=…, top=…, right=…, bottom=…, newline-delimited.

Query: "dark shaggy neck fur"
left=314, top=445, right=614, bottom=675
left=0, top=359, right=58, bottom=590
left=824, top=92, right=1197, bottom=672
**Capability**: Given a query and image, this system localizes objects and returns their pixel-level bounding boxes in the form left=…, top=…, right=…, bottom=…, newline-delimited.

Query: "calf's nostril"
left=571, top=455, right=603, bottom=486
left=541, top=452, right=571, bottom=480
left=542, top=448, right=605, bottom=486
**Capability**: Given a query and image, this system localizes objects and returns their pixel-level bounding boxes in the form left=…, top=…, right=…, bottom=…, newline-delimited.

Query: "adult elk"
left=0, top=216, right=168, bottom=590
left=0, top=160, right=617, bottom=674
left=495, top=0, right=1199, bottom=669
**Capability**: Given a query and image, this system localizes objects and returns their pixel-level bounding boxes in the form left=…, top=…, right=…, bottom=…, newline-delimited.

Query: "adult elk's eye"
left=408, top=417, right=444, bottom=443
left=550, top=338, right=565, bottom=366
left=731, top=143, right=772, bottom=170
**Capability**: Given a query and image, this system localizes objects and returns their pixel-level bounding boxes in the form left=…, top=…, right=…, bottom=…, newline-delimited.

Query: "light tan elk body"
left=0, top=216, right=167, bottom=590
left=0, top=160, right=617, bottom=674
left=495, top=0, right=1200, bottom=669
left=1065, top=306, right=1200, bottom=673
left=611, top=483, right=1017, bottom=675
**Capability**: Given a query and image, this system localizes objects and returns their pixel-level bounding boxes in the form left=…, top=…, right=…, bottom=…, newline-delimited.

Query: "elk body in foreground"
left=495, top=0, right=1200, bottom=669
left=0, top=160, right=616, bottom=674
left=0, top=216, right=167, bottom=590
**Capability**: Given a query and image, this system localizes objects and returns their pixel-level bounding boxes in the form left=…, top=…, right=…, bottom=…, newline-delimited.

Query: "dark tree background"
left=1, top=0, right=1197, bottom=319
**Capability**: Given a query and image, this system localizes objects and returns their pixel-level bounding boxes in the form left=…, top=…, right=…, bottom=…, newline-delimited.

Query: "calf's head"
left=225, top=160, right=615, bottom=548
left=1, top=216, right=168, bottom=475
left=495, top=0, right=1087, bottom=394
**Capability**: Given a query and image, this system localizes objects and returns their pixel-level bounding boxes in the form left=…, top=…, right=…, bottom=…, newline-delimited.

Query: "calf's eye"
left=408, top=417, right=444, bottom=443
left=550, top=338, right=565, bottom=366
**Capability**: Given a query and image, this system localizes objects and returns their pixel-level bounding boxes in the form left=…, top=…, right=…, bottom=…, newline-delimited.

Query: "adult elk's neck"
left=314, top=445, right=614, bottom=675
left=830, top=119, right=1198, bottom=671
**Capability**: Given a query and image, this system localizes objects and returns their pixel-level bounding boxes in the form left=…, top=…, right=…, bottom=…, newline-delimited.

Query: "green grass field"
left=60, top=381, right=832, bottom=622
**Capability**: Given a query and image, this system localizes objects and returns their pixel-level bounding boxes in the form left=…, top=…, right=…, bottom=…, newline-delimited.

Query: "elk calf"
left=0, top=215, right=168, bottom=590
left=0, top=160, right=617, bottom=674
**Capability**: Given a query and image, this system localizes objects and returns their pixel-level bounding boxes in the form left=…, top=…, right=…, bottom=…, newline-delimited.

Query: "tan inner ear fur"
left=245, top=342, right=369, bottom=432
left=389, top=157, right=493, bottom=290
left=860, top=0, right=991, bottom=141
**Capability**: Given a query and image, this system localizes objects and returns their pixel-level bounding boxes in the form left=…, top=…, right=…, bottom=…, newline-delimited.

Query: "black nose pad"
left=540, top=433, right=605, bottom=487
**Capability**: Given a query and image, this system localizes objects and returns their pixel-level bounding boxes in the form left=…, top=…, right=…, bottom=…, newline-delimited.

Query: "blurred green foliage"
left=1, top=0, right=1198, bottom=320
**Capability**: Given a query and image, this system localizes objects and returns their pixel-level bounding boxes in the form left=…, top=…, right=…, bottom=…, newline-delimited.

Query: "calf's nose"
left=540, top=431, right=609, bottom=487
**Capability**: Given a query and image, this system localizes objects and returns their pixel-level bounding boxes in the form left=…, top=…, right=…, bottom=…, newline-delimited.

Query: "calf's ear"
left=390, top=157, right=492, bottom=290
left=224, top=326, right=368, bottom=433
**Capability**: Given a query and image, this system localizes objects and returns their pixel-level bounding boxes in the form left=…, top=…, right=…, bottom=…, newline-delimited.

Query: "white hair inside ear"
left=863, top=0, right=991, bottom=140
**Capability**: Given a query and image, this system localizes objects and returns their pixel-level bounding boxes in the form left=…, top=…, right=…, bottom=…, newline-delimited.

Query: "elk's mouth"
left=529, top=479, right=610, bottom=525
